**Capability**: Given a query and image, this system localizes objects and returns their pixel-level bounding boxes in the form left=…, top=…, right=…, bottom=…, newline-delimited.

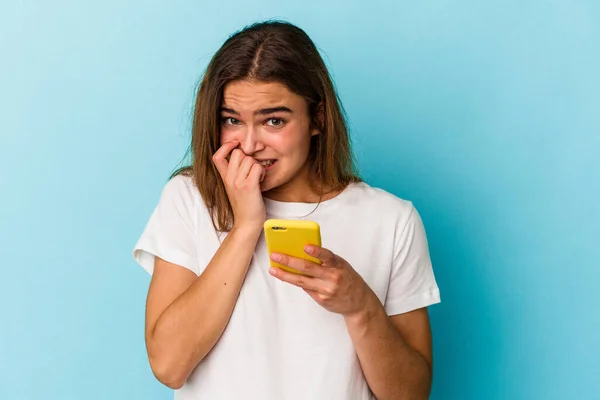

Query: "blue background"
left=1, top=1, right=598, bottom=399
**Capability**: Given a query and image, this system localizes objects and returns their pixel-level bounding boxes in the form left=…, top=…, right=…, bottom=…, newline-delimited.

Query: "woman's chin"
left=260, top=179, right=272, bottom=192
left=260, top=176, right=281, bottom=193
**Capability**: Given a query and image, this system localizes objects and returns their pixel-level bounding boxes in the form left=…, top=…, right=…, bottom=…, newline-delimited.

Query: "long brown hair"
left=174, top=20, right=361, bottom=232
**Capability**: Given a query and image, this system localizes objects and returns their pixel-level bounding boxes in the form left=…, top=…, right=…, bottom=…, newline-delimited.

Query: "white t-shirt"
left=133, top=175, right=440, bottom=400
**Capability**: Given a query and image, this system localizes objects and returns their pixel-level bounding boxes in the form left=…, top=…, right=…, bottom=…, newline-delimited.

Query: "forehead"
left=222, top=80, right=304, bottom=110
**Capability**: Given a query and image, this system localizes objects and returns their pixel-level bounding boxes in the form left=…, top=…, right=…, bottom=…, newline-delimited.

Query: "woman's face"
left=219, top=80, right=320, bottom=199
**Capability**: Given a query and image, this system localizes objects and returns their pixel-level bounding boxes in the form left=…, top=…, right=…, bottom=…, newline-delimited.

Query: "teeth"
left=259, top=160, right=274, bottom=167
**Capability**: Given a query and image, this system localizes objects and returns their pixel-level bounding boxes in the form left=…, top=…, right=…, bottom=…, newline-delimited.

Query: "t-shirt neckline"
left=263, top=182, right=361, bottom=219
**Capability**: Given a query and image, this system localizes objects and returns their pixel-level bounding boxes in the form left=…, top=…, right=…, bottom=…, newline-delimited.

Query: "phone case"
left=263, top=219, right=322, bottom=275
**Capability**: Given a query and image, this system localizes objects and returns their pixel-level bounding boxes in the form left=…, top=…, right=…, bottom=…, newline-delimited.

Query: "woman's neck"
left=263, top=169, right=344, bottom=203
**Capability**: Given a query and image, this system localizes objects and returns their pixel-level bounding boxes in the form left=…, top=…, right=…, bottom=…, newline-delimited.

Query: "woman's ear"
left=310, top=102, right=324, bottom=137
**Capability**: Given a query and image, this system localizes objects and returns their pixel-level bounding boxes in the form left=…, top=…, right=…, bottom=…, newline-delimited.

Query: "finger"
left=269, top=266, right=325, bottom=292
left=212, top=140, right=239, bottom=165
left=212, top=140, right=239, bottom=176
left=303, top=288, right=331, bottom=303
left=304, top=245, right=338, bottom=267
left=227, top=149, right=245, bottom=177
left=236, top=156, right=258, bottom=181
left=270, top=253, right=324, bottom=278
left=248, top=162, right=264, bottom=183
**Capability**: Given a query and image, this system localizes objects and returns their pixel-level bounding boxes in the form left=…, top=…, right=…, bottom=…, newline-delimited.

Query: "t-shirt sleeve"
left=132, top=176, right=200, bottom=276
left=384, top=205, right=441, bottom=315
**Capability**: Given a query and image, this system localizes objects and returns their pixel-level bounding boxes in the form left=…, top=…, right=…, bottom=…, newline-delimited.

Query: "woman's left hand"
left=269, top=245, right=373, bottom=316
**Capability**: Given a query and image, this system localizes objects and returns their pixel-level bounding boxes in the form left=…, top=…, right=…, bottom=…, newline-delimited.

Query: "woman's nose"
left=240, top=127, right=265, bottom=155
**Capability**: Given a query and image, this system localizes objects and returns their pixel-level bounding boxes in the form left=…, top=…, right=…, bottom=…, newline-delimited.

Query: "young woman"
left=133, top=20, right=440, bottom=400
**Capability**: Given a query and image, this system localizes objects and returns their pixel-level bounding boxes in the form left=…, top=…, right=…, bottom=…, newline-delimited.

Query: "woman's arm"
left=268, top=245, right=434, bottom=399
left=345, top=299, right=433, bottom=400
left=145, top=224, right=262, bottom=389
left=144, top=140, right=267, bottom=389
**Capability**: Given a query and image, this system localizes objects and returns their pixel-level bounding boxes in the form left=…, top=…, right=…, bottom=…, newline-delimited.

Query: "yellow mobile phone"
left=264, top=219, right=322, bottom=275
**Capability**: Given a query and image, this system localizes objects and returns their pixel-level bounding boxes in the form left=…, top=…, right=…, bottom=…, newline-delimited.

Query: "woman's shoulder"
left=345, top=181, right=415, bottom=216
left=158, top=173, right=206, bottom=212
left=161, top=173, right=199, bottom=198
left=164, top=173, right=197, bottom=192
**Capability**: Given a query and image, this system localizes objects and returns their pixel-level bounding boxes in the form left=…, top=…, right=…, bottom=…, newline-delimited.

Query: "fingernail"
left=271, top=253, right=281, bottom=262
left=269, top=267, right=277, bottom=276
left=305, top=246, right=313, bottom=254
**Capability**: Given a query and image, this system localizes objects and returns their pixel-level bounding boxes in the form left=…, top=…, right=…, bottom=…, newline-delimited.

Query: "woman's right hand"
left=212, top=140, right=266, bottom=231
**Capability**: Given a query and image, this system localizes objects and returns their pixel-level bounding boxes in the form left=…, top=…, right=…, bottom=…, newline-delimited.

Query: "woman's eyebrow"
left=254, top=106, right=293, bottom=115
left=220, top=107, right=239, bottom=115
left=220, top=106, right=293, bottom=115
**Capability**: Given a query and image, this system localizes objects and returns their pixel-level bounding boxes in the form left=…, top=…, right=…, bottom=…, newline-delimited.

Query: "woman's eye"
left=266, top=118, right=284, bottom=127
left=223, top=117, right=241, bottom=125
